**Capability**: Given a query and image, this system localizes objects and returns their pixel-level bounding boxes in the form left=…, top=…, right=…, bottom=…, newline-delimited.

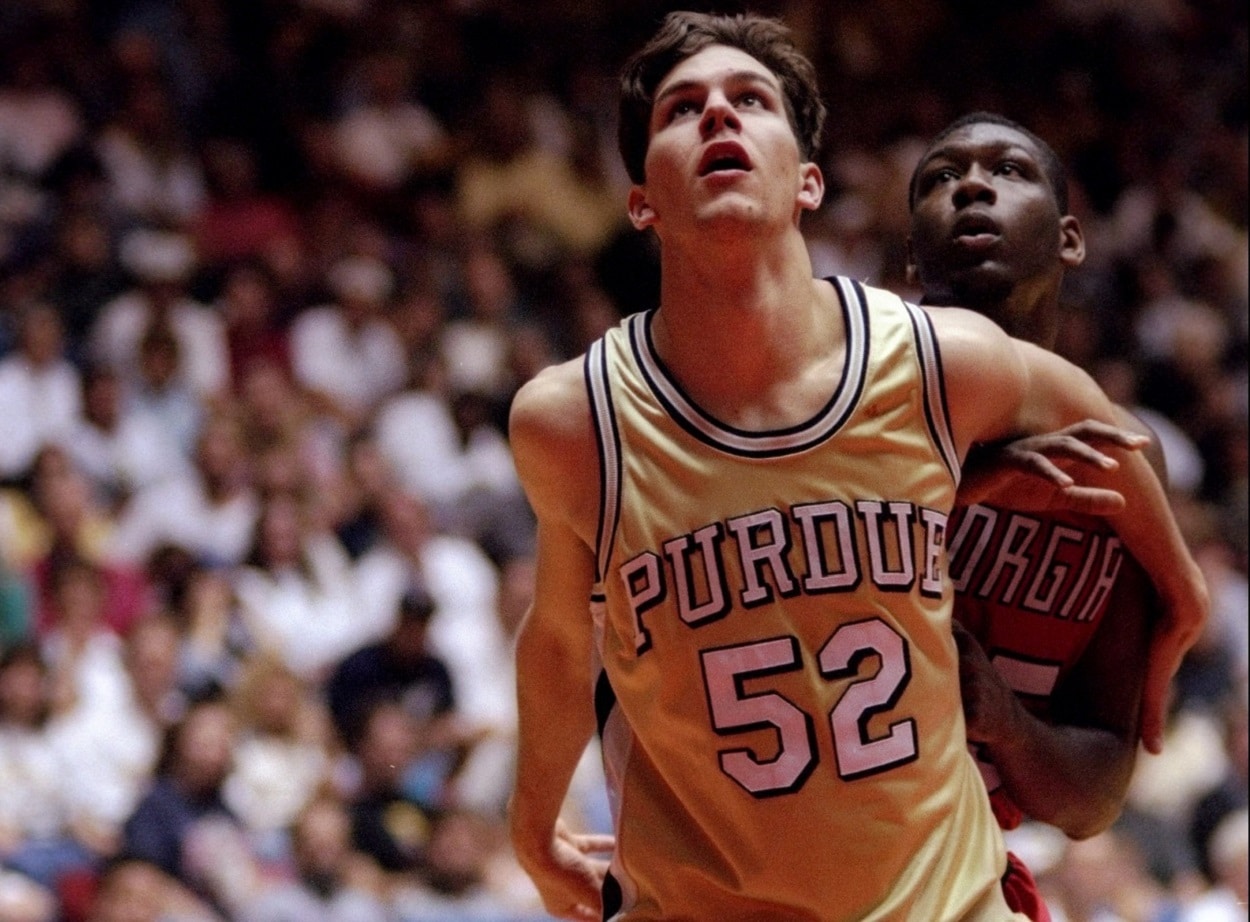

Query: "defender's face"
left=629, top=45, right=821, bottom=237
left=908, top=123, right=1073, bottom=317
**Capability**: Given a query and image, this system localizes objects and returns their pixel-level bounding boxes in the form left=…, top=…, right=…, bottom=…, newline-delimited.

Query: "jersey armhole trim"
left=904, top=301, right=961, bottom=487
left=585, top=338, right=622, bottom=581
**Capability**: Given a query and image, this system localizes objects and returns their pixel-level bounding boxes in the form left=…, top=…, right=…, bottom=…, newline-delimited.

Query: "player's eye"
left=666, top=99, right=700, bottom=122
left=920, top=167, right=959, bottom=191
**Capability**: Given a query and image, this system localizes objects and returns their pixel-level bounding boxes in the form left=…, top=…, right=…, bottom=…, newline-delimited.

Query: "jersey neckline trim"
left=629, top=276, right=870, bottom=458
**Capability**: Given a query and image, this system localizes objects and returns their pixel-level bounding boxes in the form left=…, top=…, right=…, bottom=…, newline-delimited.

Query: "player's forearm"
left=982, top=705, right=1135, bottom=839
left=1018, top=349, right=1205, bottom=618
left=509, top=613, right=598, bottom=867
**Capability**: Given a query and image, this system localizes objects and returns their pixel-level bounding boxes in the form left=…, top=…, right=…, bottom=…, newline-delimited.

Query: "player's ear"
left=1059, top=215, right=1085, bottom=269
left=797, top=162, right=824, bottom=212
left=628, top=186, right=657, bottom=230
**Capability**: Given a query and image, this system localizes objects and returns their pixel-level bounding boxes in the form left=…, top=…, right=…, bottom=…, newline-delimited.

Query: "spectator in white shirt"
left=0, top=303, right=82, bottom=481
left=231, top=493, right=375, bottom=682
left=0, top=642, right=97, bottom=892
left=49, top=614, right=187, bottom=860
left=62, top=364, right=189, bottom=514
left=94, top=80, right=205, bottom=228
left=126, top=323, right=205, bottom=459
left=107, top=411, right=258, bottom=568
left=90, top=229, right=228, bottom=402
left=290, top=256, right=406, bottom=436
left=331, top=48, right=452, bottom=196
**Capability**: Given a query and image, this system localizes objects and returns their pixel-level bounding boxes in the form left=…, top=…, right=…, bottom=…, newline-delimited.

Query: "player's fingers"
left=1064, top=419, right=1151, bottom=449
left=1058, top=485, right=1127, bottom=516
left=1042, top=435, right=1120, bottom=470
left=1013, top=452, right=1074, bottom=486
left=1138, top=643, right=1171, bottom=756
left=1139, top=622, right=1191, bottom=755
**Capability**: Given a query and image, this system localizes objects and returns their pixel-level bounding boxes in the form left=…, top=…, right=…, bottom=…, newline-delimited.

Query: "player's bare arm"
left=508, top=361, right=613, bottom=921
left=930, top=305, right=1209, bottom=754
left=958, top=556, right=1153, bottom=838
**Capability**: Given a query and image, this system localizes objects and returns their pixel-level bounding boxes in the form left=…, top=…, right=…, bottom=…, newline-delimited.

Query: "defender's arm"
left=931, top=307, right=1208, bottom=754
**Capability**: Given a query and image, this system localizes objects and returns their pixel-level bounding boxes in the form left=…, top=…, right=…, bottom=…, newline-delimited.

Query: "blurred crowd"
left=0, top=1, right=1243, bottom=920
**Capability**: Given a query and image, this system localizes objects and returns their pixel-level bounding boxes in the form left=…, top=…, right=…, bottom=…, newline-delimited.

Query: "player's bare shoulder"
left=509, top=357, right=600, bottom=537
left=918, top=304, right=1030, bottom=455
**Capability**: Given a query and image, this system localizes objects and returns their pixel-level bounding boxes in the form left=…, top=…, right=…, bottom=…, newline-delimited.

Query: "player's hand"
left=520, top=819, right=615, bottom=921
left=953, top=621, right=1021, bottom=747
left=1139, top=562, right=1210, bottom=754
left=958, top=420, right=1150, bottom=515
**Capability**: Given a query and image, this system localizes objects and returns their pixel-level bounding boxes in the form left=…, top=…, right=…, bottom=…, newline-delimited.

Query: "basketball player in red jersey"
left=908, top=112, right=1169, bottom=920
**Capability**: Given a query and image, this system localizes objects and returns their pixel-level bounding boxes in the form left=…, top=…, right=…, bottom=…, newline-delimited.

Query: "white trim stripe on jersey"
left=586, top=337, right=623, bottom=582
left=903, top=299, right=962, bottom=486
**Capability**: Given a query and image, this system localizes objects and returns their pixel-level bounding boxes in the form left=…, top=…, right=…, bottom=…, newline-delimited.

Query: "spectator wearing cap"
left=352, top=491, right=514, bottom=812
left=88, top=228, right=228, bottom=404
left=289, top=256, right=406, bottom=436
left=324, top=588, right=455, bottom=754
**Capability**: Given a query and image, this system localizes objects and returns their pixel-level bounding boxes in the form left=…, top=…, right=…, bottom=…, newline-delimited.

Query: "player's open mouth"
left=952, top=213, right=1001, bottom=248
left=699, top=142, right=752, bottom=176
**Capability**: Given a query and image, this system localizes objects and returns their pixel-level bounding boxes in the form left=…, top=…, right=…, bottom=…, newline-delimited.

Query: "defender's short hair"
left=908, top=111, right=1069, bottom=214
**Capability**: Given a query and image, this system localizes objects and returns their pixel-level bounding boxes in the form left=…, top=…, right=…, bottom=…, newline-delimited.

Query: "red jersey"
left=947, top=502, right=1126, bottom=828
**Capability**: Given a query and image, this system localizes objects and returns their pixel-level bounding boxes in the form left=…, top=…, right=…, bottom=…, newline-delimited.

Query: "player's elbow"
left=1056, top=799, right=1123, bottom=841
left=1050, top=765, right=1134, bottom=840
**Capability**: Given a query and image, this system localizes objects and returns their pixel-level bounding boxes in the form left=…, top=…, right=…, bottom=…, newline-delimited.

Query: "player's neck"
left=650, top=245, right=844, bottom=428
left=923, top=279, right=1061, bottom=351
left=993, top=280, right=1062, bottom=350
left=658, top=225, right=813, bottom=317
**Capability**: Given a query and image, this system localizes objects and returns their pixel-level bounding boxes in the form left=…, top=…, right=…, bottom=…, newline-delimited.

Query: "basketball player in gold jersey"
left=507, top=12, right=1208, bottom=921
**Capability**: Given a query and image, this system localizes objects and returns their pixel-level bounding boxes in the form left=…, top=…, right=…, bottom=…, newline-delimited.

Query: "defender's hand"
left=959, top=420, right=1150, bottom=515
left=1139, top=565, right=1210, bottom=754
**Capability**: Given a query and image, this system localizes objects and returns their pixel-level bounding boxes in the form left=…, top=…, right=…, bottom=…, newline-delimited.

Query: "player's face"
left=628, top=45, right=822, bottom=239
left=908, top=123, right=1081, bottom=334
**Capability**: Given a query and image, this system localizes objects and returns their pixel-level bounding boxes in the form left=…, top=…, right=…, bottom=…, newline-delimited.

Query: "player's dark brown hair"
left=618, top=11, right=826, bottom=184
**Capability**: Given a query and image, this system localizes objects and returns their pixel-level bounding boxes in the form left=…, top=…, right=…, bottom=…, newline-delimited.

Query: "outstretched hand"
left=1139, top=572, right=1210, bottom=754
left=525, top=819, right=615, bottom=921
left=958, top=420, right=1151, bottom=515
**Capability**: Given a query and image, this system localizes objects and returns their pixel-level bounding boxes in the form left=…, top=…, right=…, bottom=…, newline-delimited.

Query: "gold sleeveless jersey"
left=584, top=278, right=1024, bottom=921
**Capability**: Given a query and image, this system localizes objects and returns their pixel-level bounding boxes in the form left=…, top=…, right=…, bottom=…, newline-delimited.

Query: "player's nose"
left=952, top=165, right=996, bottom=208
left=700, top=91, right=741, bottom=138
